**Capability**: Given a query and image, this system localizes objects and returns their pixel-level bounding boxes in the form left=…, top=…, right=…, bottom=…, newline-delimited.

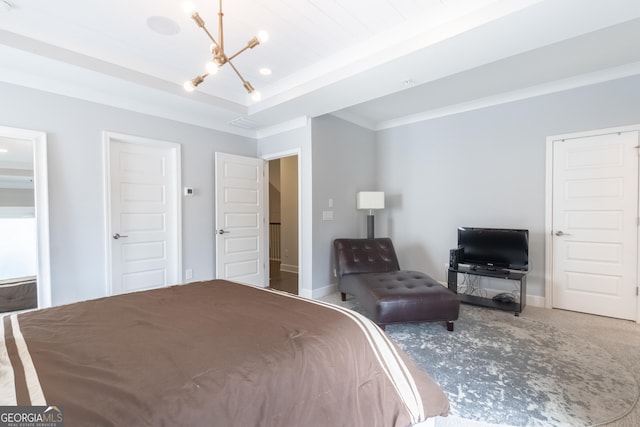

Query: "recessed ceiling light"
left=259, top=68, right=272, bottom=76
left=0, top=1, right=12, bottom=13
left=147, top=16, right=181, bottom=36
left=0, top=148, right=9, bottom=153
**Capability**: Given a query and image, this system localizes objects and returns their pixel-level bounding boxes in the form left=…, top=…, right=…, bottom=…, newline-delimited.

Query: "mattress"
left=0, top=276, right=37, bottom=313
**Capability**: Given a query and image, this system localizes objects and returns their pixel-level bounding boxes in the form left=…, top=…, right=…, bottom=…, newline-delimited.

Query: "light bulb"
left=183, top=80, right=195, bottom=92
left=182, top=1, right=196, bottom=15
left=251, top=91, right=262, bottom=102
left=257, top=30, right=269, bottom=44
left=205, top=61, right=219, bottom=74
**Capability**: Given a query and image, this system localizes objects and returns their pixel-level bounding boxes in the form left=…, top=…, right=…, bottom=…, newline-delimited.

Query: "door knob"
left=554, top=230, right=570, bottom=236
left=217, top=229, right=230, bottom=235
left=112, top=233, right=129, bottom=239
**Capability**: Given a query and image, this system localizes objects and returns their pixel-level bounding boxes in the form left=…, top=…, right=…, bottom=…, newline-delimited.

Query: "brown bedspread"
left=1, top=280, right=448, bottom=426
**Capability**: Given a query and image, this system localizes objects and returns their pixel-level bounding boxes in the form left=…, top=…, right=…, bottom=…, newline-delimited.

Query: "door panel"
left=215, top=153, right=266, bottom=287
left=552, top=131, right=638, bottom=320
left=107, top=135, right=180, bottom=295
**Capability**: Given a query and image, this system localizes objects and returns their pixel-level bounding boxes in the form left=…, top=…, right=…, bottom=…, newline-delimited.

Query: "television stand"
left=447, top=266, right=527, bottom=315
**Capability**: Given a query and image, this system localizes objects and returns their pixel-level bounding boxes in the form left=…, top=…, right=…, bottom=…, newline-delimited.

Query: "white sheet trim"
left=10, top=314, right=46, bottom=405
left=0, top=317, right=17, bottom=405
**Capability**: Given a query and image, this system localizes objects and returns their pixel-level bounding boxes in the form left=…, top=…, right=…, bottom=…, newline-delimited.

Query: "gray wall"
left=375, top=75, right=640, bottom=298
left=1, top=82, right=256, bottom=305
left=3, top=73, right=638, bottom=305
left=258, top=116, right=377, bottom=297
left=311, top=115, right=377, bottom=293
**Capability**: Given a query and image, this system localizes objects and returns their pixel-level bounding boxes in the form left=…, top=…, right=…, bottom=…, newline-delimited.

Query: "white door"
left=215, top=152, right=266, bottom=287
left=106, top=134, right=181, bottom=295
left=552, top=131, right=638, bottom=320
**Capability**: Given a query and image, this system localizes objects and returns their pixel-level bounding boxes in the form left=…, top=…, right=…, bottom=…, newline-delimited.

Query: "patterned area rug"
left=382, top=305, right=639, bottom=426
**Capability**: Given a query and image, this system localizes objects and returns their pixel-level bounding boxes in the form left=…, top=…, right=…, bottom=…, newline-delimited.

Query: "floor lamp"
left=356, top=192, right=385, bottom=239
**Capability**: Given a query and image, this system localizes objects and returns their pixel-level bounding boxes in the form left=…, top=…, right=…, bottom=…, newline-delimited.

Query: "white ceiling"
left=1, top=0, right=639, bottom=137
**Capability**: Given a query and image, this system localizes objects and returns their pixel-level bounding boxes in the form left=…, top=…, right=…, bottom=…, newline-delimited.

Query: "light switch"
left=323, top=211, right=334, bottom=221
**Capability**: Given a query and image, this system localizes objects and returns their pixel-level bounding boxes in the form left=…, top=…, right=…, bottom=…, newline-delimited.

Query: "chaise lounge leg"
left=446, top=321, right=454, bottom=332
left=341, top=292, right=347, bottom=301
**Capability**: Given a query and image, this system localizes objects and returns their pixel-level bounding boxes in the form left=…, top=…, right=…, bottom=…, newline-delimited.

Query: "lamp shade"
left=356, top=192, right=385, bottom=210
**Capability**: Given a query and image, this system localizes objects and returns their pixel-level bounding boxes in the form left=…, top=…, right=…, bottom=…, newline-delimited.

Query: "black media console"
left=447, top=266, right=527, bottom=316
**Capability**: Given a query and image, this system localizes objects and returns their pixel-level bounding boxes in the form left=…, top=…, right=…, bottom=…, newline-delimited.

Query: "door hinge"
left=637, top=286, right=639, bottom=296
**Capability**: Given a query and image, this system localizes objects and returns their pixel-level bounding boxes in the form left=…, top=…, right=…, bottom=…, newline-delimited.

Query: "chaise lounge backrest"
left=333, top=238, right=400, bottom=278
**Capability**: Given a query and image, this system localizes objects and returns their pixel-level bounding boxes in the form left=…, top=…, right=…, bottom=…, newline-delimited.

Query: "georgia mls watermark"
left=0, top=406, right=63, bottom=427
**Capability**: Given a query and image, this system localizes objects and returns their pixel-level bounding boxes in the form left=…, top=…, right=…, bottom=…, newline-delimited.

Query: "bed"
left=1, top=279, right=449, bottom=426
left=0, top=275, right=37, bottom=313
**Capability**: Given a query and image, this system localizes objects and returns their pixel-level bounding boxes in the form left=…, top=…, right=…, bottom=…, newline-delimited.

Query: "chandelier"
left=182, top=0, right=268, bottom=101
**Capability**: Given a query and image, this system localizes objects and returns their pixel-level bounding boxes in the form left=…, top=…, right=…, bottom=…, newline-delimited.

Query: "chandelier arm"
left=227, top=45, right=251, bottom=62
left=184, top=0, right=262, bottom=96
left=201, top=26, right=221, bottom=51
left=185, top=72, right=209, bottom=91
left=227, top=59, right=250, bottom=86
left=218, top=0, right=224, bottom=52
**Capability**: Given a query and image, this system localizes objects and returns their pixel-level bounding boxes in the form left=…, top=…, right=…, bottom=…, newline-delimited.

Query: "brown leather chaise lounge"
left=333, top=238, right=460, bottom=331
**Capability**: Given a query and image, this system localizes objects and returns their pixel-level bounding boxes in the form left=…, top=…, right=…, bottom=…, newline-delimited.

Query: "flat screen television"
left=457, top=227, right=529, bottom=271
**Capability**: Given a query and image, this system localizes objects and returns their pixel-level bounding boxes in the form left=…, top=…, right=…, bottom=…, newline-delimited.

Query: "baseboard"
left=525, top=294, right=545, bottom=308
left=298, top=288, right=312, bottom=299
left=304, top=282, right=338, bottom=300
left=280, top=264, right=299, bottom=274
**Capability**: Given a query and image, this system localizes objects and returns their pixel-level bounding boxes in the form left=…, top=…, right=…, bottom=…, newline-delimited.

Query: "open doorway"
left=0, top=136, right=37, bottom=312
left=268, top=155, right=299, bottom=294
left=0, top=136, right=38, bottom=313
left=0, top=127, right=51, bottom=312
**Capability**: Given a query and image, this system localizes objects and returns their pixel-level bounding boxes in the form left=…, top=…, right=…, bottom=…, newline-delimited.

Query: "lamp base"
left=367, top=215, right=374, bottom=239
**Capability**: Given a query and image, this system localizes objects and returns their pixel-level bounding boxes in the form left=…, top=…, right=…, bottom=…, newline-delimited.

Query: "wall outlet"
left=185, top=268, right=193, bottom=280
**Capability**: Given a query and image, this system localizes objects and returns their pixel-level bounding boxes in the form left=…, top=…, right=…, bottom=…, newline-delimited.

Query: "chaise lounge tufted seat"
left=333, top=238, right=460, bottom=331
